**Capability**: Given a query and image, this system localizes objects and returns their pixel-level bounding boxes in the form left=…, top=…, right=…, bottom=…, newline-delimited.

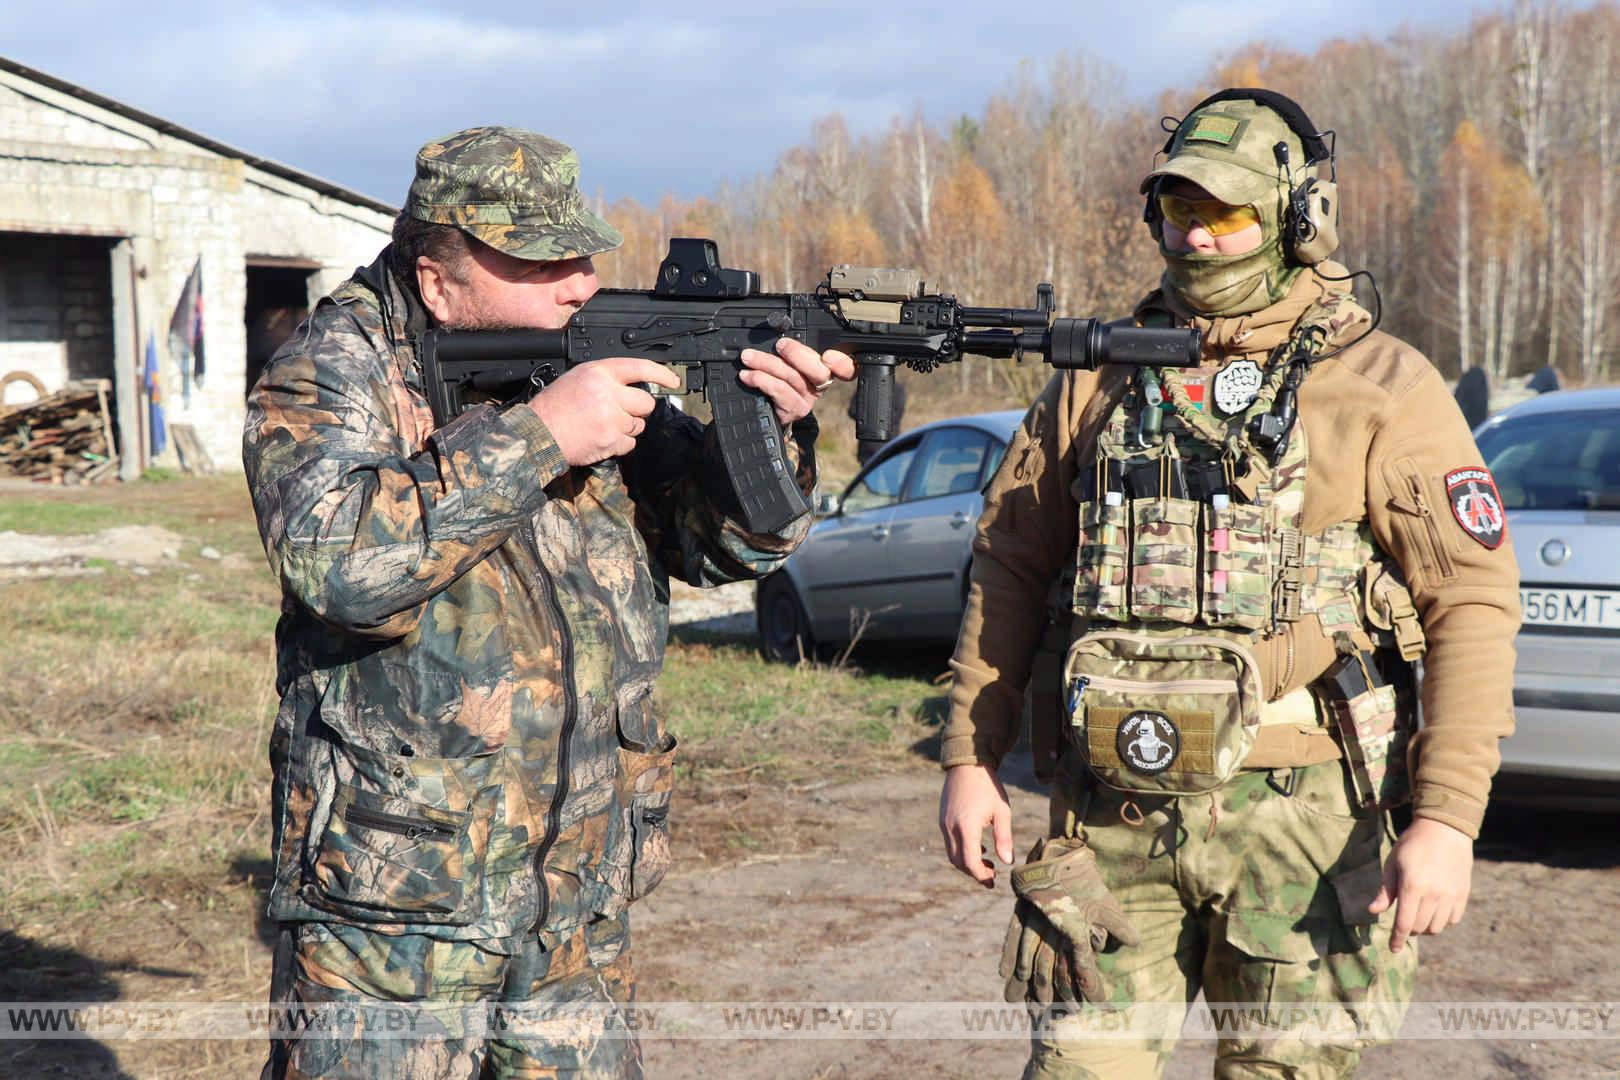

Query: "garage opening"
left=244, top=257, right=317, bottom=397
left=0, top=231, right=118, bottom=409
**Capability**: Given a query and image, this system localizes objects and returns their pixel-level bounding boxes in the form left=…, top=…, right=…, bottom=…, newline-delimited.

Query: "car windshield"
left=1475, top=408, right=1620, bottom=510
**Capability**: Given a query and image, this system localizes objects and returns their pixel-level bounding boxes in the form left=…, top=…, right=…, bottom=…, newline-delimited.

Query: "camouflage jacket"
left=243, top=252, right=816, bottom=948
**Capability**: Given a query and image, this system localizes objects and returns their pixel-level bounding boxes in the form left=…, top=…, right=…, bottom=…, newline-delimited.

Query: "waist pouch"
left=1063, top=629, right=1263, bottom=796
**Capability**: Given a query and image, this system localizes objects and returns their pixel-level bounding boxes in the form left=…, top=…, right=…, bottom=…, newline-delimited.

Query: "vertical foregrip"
left=852, top=354, right=899, bottom=441
left=704, top=360, right=810, bottom=533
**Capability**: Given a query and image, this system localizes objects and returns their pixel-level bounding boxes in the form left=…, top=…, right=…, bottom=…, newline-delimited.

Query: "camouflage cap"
left=1138, top=97, right=1306, bottom=207
left=406, top=126, right=623, bottom=261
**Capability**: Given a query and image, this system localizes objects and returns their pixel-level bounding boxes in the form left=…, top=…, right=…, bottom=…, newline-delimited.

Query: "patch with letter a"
left=1445, top=466, right=1506, bottom=549
left=1116, top=710, right=1180, bottom=776
left=1212, top=359, right=1263, bottom=416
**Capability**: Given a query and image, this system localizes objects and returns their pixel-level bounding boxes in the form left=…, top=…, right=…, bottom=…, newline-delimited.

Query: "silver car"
left=756, top=409, right=1024, bottom=661
left=1473, top=387, right=1620, bottom=805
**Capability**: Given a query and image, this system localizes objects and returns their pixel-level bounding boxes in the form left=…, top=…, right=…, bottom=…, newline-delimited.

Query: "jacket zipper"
left=1079, top=630, right=1263, bottom=677
left=1065, top=630, right=1261, bottom=714
left=1078, top=674, right=1239, bottom=695
left=344, top=804, right=457, bottom=842
left=1391, top=472, right=1456, bottom=580
left=524, top=532, right=578, bottom=932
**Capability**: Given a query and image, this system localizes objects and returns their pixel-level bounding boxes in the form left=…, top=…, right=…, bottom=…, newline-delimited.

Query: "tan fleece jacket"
left=942, top=270, right=1522, bottom=838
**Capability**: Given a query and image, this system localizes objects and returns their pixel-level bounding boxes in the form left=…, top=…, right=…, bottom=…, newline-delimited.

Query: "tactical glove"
left=999, top=836, right=1140, bottom=1006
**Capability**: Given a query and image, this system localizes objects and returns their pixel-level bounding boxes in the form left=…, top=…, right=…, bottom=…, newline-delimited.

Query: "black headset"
left=1143, top=87, right=1339, bottom=266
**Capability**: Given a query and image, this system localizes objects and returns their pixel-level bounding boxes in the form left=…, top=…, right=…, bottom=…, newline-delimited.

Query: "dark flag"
left=168, top=258, right=206, bottom=406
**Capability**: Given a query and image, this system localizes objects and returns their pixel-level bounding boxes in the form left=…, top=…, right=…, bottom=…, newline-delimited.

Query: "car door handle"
left=871, top=524, right=890, bottom=541
left=950, top=511, right=971, bottom=527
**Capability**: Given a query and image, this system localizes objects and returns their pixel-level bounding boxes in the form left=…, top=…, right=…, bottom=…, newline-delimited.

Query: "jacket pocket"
left=617, top=735, right=677, bottom=902
left=1383, top=456, right=1456, bottom=583
left=593, top=691, right=677, bottom=914
left=309, top=784, right=478, bottom=919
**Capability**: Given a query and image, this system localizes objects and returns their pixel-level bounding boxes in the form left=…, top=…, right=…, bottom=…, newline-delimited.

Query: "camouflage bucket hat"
left=1138, top=97, right=1306, bottom=207
left=406, top=126, right=623, bottom=261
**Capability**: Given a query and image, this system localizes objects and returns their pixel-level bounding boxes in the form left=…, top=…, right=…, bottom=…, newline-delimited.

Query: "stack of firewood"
left=0, top=379, right=119, bottom=484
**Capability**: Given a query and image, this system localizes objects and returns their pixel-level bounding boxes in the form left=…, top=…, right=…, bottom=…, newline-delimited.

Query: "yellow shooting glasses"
left=1157, top=193, right=1262, bottom=238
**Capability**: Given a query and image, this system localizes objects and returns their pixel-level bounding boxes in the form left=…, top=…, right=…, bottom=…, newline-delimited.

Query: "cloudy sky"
left=4, top=1, right=1540, bottom=208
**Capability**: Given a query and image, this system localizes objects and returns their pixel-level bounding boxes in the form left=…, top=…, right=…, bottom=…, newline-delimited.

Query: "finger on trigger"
left=618, top=383, right=659, bottom=416
left=638, top=359, right=682, bottom=388
left=603, top=356, right=680, bottom=389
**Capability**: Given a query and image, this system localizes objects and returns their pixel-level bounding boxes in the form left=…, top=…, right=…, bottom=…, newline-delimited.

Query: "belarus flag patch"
left=1445, top=467, right=1506, bottom=550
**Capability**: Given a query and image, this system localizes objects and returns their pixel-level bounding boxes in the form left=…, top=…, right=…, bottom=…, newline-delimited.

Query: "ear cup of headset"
left=1143, top=182, right=1165, bottom=244
left=1288, top=174, right=1339, bottom=266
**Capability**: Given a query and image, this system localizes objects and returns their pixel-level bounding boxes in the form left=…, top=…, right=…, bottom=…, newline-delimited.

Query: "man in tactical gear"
left=939, top=90, right=1520, bottom=1078
left=245, top=126, right=853, bottom=1079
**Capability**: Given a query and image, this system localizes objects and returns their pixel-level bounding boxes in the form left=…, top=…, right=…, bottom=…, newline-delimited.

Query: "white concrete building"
left=0, top=56, right=395, bottom=477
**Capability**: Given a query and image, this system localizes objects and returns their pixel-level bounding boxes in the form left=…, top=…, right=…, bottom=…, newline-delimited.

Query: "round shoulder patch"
left=1116, top=710, right=1180, bottom=776
left=1212, top=359, right=1263, bottom=416
left=1445, top=466, right=1506, bottom=550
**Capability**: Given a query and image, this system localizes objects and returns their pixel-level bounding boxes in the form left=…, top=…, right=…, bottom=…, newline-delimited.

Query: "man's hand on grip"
left=528, top=356, right=681, bottom=466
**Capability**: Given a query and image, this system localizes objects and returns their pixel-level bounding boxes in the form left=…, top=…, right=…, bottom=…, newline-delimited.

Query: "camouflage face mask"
left=1159, top=192, right=1300, bottom=317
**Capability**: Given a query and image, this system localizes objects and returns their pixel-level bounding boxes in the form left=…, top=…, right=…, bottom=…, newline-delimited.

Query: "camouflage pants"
left=262, top=912, right=639, bottom=1080
left=1024, top=758, right=1416, bottom=1080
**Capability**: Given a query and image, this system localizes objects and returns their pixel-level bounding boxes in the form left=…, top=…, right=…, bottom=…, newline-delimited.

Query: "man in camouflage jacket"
left=244, top=127, right=854, bottom=1079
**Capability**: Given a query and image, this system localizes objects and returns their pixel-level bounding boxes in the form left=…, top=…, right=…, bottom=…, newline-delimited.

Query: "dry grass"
left=0, top=473, right=948, bottom=1078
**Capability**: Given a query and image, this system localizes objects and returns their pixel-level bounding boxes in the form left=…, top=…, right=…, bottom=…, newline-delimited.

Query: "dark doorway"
left=244, top=259, right=315, bottom=396
left=0, top=231, right=118, bottom=406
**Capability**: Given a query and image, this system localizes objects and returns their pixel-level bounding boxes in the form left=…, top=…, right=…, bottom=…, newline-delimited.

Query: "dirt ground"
left=6, top=568, right=1620, bottom=1078
left=12, top=755, right=1619, bottom=1079
left=631, top=755, right=1620, bottom=1080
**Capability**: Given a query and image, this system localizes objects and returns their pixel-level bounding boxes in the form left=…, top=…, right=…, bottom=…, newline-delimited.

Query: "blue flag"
left=145, top=332, right=167, bottom=457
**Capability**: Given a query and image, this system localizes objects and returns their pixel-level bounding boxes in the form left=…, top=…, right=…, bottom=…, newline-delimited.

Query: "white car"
left=1473, top=387, right=1620, bottom=805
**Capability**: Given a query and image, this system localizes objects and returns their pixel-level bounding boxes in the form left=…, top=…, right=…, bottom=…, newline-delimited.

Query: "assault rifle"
left=420, top=238, right=1200, bottom=533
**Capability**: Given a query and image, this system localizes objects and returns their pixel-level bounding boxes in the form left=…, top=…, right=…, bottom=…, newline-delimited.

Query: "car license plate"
left=1520, top=587, right=1620, bottom=631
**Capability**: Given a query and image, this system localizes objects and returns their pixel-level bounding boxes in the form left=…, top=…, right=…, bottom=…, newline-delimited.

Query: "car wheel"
left=757, top=573, right=815, bottom=663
